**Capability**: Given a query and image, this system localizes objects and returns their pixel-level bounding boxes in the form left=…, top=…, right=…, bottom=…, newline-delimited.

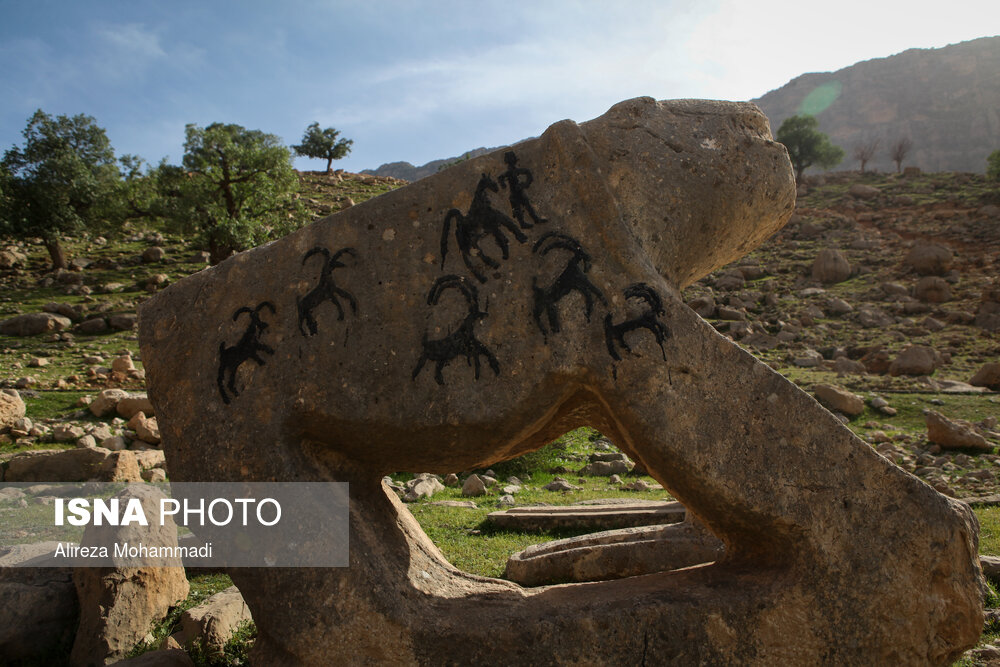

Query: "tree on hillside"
left=157, top=122, right=304, bottom=264
left=292, top=123, right=353, bottom=173
left=775, top=114, right=844, bottom=181
left=987, top=149, right=1000, bottom=181
left=852, top=137, right=880, bottom=173
left=889, top=137, right=913, bottom=173
left=0, top=110, right=121, bottom=269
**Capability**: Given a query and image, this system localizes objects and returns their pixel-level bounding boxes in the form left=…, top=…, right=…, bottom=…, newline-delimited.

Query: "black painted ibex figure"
left=412, top=275, right=500, bottom=385
left=441, top=173, right=527, bottom=283
left=217, top=301, right=276, bottom=404
left=531, top=232, right=606, bottom=341
left=297, top=246, right=358, bottom=336
left=604, top=283, right=670, bottom=361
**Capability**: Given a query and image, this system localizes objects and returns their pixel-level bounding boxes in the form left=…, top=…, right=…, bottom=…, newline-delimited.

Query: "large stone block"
left=139, top=98, right=982, bottom=665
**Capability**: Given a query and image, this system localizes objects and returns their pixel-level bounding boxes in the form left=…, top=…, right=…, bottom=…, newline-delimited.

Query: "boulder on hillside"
left=0, top=312, right=72, bottom=336
left=970, top=363, right=1000, bottom=391
left=0, top=247, right=28, bottom=269
left=814, top=384, right=865, bottom=416
left=117, top=394, right=155, bottom=419
left=905, top=243, right=953, bottom=276
left=142, top=246, right=166, bottom=263
left=926, top=410, right=993, bottom=452
left=811, top=249, right=852, bottom=284
left=178, top=586, right=252, bottom=654
left=914, top=276, right=952, bottom=303
left=848, top=183, right=880, bottom=199
left=90, top=388, right=131, bottom=417
left=975, top=284, right=1000, bottom=332
left=2, top=447, right=142, bottom=483
left=0, top=389, right=26, bottom=430
left=0, top=543, right=78, bottom=662
left=888, top=345, right=942, bottom=377
left=403, top=473, right=445, bottom=502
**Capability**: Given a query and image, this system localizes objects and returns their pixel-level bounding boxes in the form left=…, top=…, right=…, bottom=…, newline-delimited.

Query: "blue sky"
left=1, top=0, right=997, bottom=173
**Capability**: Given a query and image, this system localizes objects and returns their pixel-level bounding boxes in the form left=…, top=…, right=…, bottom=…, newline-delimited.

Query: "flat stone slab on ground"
left=505, top=520, right=724, bottom=586
left=487, top=501, right=686, bottom=532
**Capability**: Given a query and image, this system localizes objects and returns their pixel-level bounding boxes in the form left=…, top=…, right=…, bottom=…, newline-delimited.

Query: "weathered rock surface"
left=926, top=410, right=993, bottom=452
left=70, top=485, right=189, bottom=666
left=0, top=542, right=78, bottom=662
left=90, top=388, right=131, bottom=417
left=139, top=98, right=982, bottom=665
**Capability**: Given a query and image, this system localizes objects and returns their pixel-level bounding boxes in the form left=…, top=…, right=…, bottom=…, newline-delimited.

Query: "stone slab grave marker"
left=139, top=98, right=984, bottom=665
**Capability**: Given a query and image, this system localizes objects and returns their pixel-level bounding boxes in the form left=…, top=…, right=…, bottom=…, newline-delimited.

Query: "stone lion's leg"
left=590, top=286, right=984, bottom=665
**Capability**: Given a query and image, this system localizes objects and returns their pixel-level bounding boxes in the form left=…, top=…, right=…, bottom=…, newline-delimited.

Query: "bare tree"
left=889, top=137, right=913, bottom=173
left=852, top=137, right=881, bottom=173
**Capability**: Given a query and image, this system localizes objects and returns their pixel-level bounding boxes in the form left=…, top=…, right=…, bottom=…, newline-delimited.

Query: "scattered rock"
left=926, top=410, right=993, bottom=452
left=110, top=313, right=139, bottom=330
left=888, top=345, right=942, bottom=377
left=117, top=394, right=155, bottom=419
left=580, top=460, right=632, bottom=476
left=90, top=388, right=131, bottom=417
left=178, top=585, right=251, bottom=655
left=78, top=317, right=109, bottom=334
left=970, top=363, right=1000, bottom=391
left=0, top=389, right=26, bottom=429
left=142, top=246, right=166, bottom=263
left=811, top=249, right=852, bottom=284
left=462, top=474, right=487, bottom=497
left=848, top=183, right=880, bottom=199
left=905, top=243, right=953, bottom=276
left=914, top=276, right=951, bottom=303
left=443, top=473, right=460, bottom=487
left=112, top=354, right=136, bottom=373
left=0, top=312, right=72, bottom=336
left=403, top=474, right=445, bottom=502
left=3, top=447, right=142, bottom=482
left=543, top=479, right=582, bottom=492
left=814, top=384, right=865, bottom=416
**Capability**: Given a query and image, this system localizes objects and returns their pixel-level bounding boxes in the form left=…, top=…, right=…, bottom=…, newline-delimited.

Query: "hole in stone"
left=386, top=427, right=724, bottom=587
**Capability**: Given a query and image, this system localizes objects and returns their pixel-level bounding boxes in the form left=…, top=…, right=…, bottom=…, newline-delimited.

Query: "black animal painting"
left=412, top=275, right=500, bottom=385
left=297, top=246, right=358, bottom=336
left=497, top=151, right=547, bottom=229
left=217, top=301, right=276, bottom=404
left=441, top=173, right=527, bottom=283
left=531, top=232, right=606, bottom=341
left=604, top=283, right=670, bottom=361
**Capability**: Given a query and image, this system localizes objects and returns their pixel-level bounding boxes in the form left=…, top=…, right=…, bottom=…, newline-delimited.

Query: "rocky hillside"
left=753, top=36, right=1000, bottom=174
left=361, top=146, right=496, bottom=182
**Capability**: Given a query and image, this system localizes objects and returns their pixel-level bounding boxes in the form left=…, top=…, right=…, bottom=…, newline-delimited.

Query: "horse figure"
left=441, top=173, right=527, bottom=283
